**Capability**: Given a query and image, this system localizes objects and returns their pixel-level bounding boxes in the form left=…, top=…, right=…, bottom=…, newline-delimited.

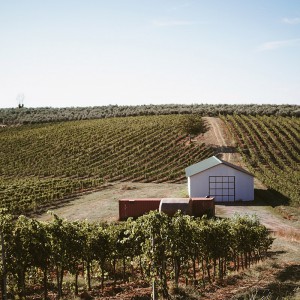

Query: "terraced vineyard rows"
left=0, top=115, right=214, bottom=214
left=223, top=115, right=300, bottom=205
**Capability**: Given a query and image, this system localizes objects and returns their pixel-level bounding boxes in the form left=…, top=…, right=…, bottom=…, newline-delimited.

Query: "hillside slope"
left=0, top=115, right=213, bottom=214
left=1, top=114, right=299, bottom=215
left=223, top=115, right=300, bottom=206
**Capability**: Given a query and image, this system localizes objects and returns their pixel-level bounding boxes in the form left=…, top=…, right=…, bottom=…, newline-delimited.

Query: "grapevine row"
left=223, top=115, right=300, bottom=205
left=0, top=115, right=214, bottom=214
left=0, top=210, right=273, bottom=299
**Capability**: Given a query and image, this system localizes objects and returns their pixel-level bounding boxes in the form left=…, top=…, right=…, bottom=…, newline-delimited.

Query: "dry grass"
left=205, top=259, right=300, bottom=300
left=275, top=228, right=300, bottom=242
left=120, top=184, right=137, bottom=191
left=35, top=182, right=187, bottom=222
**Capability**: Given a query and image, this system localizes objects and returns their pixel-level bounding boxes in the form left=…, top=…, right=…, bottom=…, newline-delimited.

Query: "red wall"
left=119, top=198, right=161, bottom=221
left=119, top=197, right=215, bottom=220
left=191, top=198, right=215, bottom=217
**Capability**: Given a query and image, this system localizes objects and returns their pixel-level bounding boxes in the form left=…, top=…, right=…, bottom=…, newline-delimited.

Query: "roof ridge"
left=214, top=155, right=223, bottom=163
left=185, top=156, right=253, bottom=177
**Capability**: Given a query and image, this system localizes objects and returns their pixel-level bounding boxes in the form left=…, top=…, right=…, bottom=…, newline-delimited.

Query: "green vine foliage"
left=179, top=114, right=208, bottom=136
left=0, top=115, right=214, bottom=215
left=223, top=115, right=300, bottom=205
left=0, top=211, right=273, bottom=299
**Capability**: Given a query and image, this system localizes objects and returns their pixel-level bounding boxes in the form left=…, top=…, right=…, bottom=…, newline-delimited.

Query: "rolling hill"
left=0, top=115, right=214, bottom=214
left=0, top=113, right=299, bottom=215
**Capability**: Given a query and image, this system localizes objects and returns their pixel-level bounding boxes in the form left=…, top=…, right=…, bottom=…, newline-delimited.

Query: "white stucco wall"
left=188, top=164, right=254, bottom=201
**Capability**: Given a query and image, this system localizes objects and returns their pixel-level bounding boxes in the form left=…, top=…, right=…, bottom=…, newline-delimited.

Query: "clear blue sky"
left=0, top=0, right=299, bottom=108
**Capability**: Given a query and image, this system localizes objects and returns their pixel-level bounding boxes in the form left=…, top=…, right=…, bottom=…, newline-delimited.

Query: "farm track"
left=205, top=117, right=231, bottom=161
left=215, top=204, right=300, bottom=234
left=202, top=117, right=244, bottom=167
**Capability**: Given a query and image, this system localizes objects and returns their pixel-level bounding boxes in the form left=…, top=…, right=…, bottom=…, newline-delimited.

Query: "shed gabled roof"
left=185, top=156, right=253, bottom=177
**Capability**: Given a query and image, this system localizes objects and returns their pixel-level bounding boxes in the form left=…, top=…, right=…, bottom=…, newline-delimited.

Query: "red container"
left=191, top=197, right=215, bottom=217
left=119, top=197, right=215, bottom=220
left=119, top=198, right=161, bottom=220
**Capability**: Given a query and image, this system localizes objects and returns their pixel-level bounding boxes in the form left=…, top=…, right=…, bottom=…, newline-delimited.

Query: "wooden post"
left=151, top=236, right=156, bottom=300
left=1, top=231, right=7, bottom=300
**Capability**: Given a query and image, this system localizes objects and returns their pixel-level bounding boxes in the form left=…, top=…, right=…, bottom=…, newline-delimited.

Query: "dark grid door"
left=209, top=176, right=235, bottom=202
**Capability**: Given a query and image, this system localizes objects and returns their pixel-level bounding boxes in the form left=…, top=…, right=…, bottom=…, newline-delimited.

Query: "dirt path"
left=201, top=117, right=243, bottom=166
left=201, top=117, right=265, bottom=189
left=205, top=117, right=231, bottom=161
left=214, top=203, right=300, bottom=299
left=216, top=204, right=300, bottom=233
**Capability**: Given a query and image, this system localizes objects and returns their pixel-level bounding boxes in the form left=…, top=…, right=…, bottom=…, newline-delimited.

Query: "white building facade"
left=185, top=156, right=254, bottom=202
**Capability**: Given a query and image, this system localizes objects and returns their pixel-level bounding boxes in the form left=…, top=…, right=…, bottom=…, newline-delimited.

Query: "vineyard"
left=1, top=113, right=300, bottom=215
left=0, top=210, right=273, bottom=299
left=223, top=115, right=300, bottom=206
left=0, top=115, right=214, bottom=215
left=1, top=112, right=299, bottom=298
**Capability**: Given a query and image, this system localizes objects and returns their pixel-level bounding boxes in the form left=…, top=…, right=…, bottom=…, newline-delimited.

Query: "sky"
left=0, top=0, right=300, bottom=108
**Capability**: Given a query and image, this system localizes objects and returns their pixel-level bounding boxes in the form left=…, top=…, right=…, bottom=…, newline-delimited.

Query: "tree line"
left=0, top=209, right=273, bottom=299
left=0, top=104, right=299, bottom=125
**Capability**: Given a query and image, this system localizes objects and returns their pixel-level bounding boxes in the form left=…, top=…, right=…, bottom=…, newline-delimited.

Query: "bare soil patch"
left=216, top=204, right=300, bottom=233
left=201, top=117, right=241, bottom=165
left=36, top=182, right=187, bottom=222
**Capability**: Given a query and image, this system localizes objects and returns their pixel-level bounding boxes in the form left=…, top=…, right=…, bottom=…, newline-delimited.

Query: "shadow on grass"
left=235, top=282, right=299, bottom=300
left=169, top=287, right=202, bottom=300
left=254, top=188, right=290, bottom=207
left=276, top=264, right=300, bottom=282
left=214, top=145, right=238, bottom=156
left=233, top=264, right=300, bottom=300
left=267, top=250, right=287, bottom=258
left=216, top=188, right=290, bottom=207
left=131, top=296, right=151, bottom=300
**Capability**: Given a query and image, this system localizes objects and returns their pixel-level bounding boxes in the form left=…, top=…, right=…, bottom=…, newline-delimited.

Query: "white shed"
left=185, top=156, right=254, bottom=202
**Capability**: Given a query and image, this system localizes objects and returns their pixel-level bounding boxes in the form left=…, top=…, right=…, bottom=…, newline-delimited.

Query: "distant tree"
left=179, top=114, right=208, bottom=138
left=293, top=109, right=300, bottom=117
left=17, top=94, right=24, bottom=108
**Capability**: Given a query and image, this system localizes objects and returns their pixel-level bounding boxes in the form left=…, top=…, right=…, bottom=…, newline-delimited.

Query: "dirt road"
left=216, top=203, right=300, bottom=233
left=204, top=117, right=231, bottom=161
left=202, top=117, right=243, bottom=166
